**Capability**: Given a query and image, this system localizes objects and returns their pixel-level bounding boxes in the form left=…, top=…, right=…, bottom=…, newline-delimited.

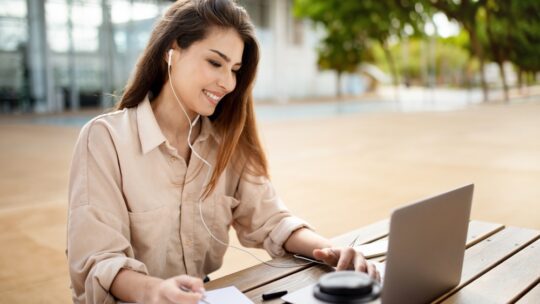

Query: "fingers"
left=336, top=247, right=356, bottom=271
left=353, top=250, right=369, bottom=273
left=174, top=275, right=205, bottom=293
left=313, top=248, right=340, bottom=267
left=352, top=251, right=381, bottom=283
left=316, top=247, right=380, bottom=284
left=160, top=275, right=204, bottom=304
left=366, top=262, right=378, bottom=281
left=160, top=282, right=201, bottom=304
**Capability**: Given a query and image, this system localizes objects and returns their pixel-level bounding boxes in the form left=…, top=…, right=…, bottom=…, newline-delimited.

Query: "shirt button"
left=170, top=156, right=177, bottom=163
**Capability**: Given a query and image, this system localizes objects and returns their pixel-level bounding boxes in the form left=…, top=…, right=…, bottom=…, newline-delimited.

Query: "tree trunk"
left=380, top=39, right=399, bottom=102
left=497, top=61, right=509, bottom=102
left=525, top=71, right=531, bottom=97
left=467, top=26, right=489, bottom=102
left=336, top=71, right=342, bottom=98
left=517, top=67, right=523, bottom=94
left=485, top=8, right=507, bottom=102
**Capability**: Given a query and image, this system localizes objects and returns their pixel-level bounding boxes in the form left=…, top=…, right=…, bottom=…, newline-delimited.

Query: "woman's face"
left=168, top=27, right=244, bottom=117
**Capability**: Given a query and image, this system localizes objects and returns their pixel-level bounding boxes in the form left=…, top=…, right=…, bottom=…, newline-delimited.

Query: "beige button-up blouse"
left=67, top=98, right=311, bottom=303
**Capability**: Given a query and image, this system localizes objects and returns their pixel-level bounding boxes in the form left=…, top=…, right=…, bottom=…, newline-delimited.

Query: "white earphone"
left=168, top=49, right=173, bottom=67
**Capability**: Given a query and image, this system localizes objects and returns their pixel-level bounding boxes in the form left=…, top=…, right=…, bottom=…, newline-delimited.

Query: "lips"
left=203, top=89, right=223, bottom=105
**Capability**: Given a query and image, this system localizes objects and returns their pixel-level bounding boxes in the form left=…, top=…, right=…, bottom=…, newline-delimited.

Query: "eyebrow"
left=209, top=49, right=242, bottom=66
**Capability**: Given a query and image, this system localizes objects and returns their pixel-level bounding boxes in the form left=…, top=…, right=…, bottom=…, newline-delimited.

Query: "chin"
left=198, top=107, right=216, bottom=117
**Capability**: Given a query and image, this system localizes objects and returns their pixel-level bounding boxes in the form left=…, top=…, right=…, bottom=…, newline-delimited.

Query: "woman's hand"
left=313, top=247, right=380, bottom=282
left=143, top=274, right=205, bottom=304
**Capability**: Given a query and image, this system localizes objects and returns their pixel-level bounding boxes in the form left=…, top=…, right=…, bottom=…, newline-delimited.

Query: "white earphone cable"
left=167, top=51, right=311, bottom=268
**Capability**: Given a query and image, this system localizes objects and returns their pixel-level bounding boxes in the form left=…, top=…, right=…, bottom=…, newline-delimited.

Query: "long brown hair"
left=117, top=0, right=268, bottom=197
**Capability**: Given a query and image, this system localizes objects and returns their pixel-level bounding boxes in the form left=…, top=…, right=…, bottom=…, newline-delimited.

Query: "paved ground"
left=1, top=92, right=539, bottom=302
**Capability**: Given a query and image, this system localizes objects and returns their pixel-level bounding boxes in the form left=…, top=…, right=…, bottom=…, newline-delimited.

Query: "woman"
left=67, top=0, right=378, bottom=303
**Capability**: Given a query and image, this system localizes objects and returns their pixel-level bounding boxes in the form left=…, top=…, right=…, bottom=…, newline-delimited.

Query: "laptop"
left=283, top=184, right=474, bottom=304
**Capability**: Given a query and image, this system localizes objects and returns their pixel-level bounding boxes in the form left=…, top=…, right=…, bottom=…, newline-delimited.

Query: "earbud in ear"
left=168, top=49, right=173, bottom=67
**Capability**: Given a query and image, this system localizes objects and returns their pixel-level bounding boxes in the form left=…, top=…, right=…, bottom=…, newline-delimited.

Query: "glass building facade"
left=0, top=0, right=273, bottom=113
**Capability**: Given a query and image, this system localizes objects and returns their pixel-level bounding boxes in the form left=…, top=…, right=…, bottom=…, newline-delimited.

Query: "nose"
left=218, top=70, right=236, bottom=93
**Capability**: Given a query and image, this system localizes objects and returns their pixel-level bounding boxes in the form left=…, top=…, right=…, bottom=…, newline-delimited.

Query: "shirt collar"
left=197, top=115, right=220, bottom=144
left=137, top=97, right=220, bottom=154
left=137, top=97, right=166, bottom=154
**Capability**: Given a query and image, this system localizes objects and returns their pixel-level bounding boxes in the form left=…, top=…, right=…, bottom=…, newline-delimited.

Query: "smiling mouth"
left=203, top=89, right=222, bottom=104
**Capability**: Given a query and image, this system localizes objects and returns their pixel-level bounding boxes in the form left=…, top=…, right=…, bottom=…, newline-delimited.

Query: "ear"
left=166, top=41, right=181, bottom=65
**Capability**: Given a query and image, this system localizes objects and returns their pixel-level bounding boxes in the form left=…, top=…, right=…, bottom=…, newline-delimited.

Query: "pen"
left=179, top=286, right=211, bottom=304
left=293, top=254, right=326, bottom=265
left=262, top=290, right=288, bottom=301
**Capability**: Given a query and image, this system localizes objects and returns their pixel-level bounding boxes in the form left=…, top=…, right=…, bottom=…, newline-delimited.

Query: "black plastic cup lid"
left=318, top=271, right=373, bottom=296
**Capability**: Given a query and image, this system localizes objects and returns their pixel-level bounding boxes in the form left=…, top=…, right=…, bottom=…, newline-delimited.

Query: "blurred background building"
left=1, top=0, right=537, bottom=114
left=0, top=0, right=366, bottom=114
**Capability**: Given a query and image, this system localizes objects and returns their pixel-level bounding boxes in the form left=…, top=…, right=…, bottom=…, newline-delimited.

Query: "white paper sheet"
left=200, top=286, right=253, bottom=304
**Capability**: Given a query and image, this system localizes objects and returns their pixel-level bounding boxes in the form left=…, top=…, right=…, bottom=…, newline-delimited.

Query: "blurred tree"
left=506, top=1, right=540, bottom=90
left=482, top=0, right=512, bottom=101
left=441, top=31, right=479, bottom=88
left=480, top=0, right=540, bottom=99
left=425, top=0, right=489, bottom=101
left=317, top=25, right=373, bottom=97
left=294, top=0, right=427, bottom=96
left=374, top=34, right=470, bottom=87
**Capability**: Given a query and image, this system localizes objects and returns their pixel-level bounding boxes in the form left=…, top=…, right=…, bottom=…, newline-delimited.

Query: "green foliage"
left=507, top=1, right=540, bottom=72
left=443, top=30, right=470, bottom=51
left=372, top=36, right=471, bottom=86
left=423, top=0, right=540, bottom=74
left=317, top=28, right=371, bottom=73
left=294, top=0, right=427, bottom=81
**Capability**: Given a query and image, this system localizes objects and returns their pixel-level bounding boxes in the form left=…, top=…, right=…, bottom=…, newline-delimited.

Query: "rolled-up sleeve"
left=67, top=119, right=147, bottom=304
left=232, top=174, right=314, bottom=257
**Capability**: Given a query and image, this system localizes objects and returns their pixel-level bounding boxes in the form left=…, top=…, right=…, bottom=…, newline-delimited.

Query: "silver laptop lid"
left=382, top=184, right=474, bottom=304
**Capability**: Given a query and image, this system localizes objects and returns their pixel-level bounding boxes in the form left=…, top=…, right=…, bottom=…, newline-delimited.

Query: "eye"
left=232, top=69, right=240, bottom=75
left=208, top=59, right=221, bottom=68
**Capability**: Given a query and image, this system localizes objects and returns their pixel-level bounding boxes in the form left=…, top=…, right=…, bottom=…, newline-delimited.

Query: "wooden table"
left=205, top=220, right=540, bottom=303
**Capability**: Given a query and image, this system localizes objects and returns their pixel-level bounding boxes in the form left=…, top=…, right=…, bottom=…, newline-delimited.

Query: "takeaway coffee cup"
left=313, top=271, right=381, bottom=303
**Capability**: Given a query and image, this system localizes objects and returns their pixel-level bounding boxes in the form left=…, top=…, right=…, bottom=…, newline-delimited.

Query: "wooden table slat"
left=204, top=255, right=309, bottom=292
left=516, top=280, right=540, bottom=304
left=464, top=220, right=505, bottom=248
left=244, top=264, right=334, bottom=303
left=434, top=226, right=540, bottom=303
left=441, top=236, right=540, bottom=303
